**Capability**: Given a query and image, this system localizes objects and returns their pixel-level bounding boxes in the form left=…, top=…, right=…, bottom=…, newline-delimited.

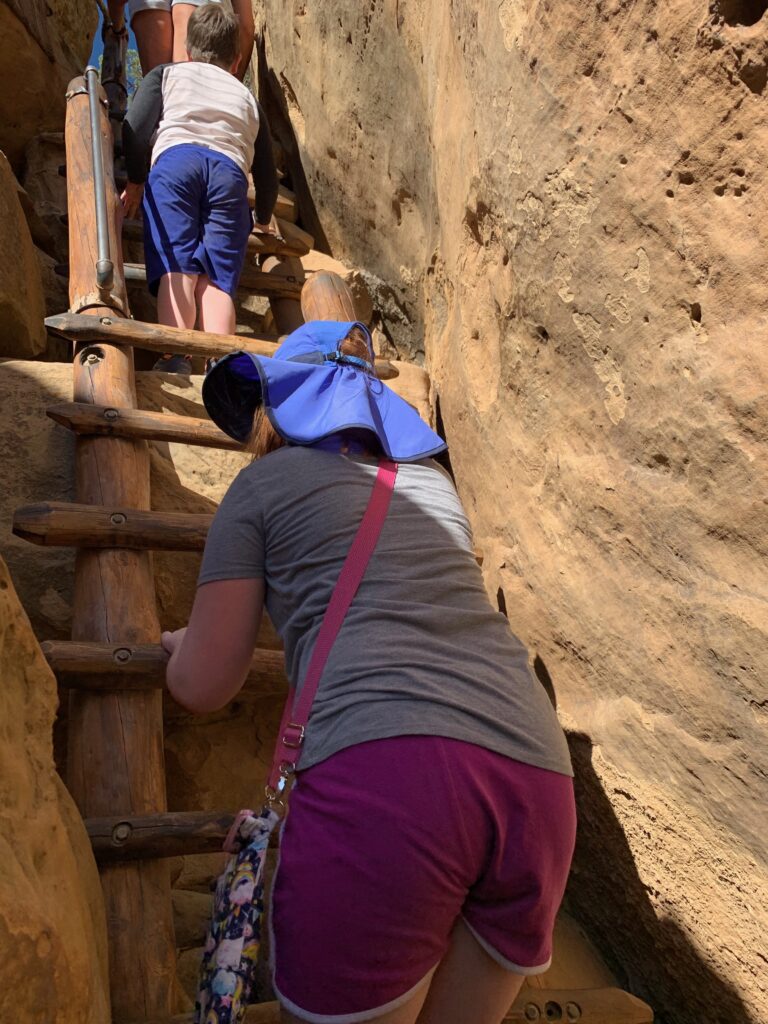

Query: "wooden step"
left=123, top=261, right=304, bottom=299
left=41, top=640, right=285, bottom=691
left=47, top=402, right=242, bottom=450
left=13, top=501, right=211, bottom=551
left=45, top=313, right=399, bottom=379
left=122, top=216, right=312, bottom=258
left=248, top=182, right=297, bottom=223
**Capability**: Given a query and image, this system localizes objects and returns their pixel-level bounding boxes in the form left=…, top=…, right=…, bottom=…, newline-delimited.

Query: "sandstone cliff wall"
left=253, top=3, right=768, bottom=1021
left=0, top=554, right=110, bottom=1023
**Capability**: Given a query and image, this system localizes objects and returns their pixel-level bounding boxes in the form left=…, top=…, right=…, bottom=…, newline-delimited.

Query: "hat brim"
left=202, top=351, right=447, bottom=463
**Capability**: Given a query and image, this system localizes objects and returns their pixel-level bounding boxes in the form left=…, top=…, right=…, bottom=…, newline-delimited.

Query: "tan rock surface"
left=254, top=5, right=768, bottom=1021
left=0, top=1, right=96, bottom=169
left=0, top=153, right=47, bottom=358
left=0, top=555, right=109, bottom=1022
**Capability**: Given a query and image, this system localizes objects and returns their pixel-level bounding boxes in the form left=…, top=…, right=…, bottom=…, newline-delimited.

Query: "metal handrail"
left=85, top=65, right=114, bottom=290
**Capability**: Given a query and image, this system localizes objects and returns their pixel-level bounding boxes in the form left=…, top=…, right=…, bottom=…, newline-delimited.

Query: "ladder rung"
left=13, top=501, right=211, bottom=551
left=41, top=640, right=285, bottom=691
left=44, top=313, right=399, bottom=379
left=86, top=810, right=238, bottom=862
left=46, top=312, right=278, bottom=359
left=124, top=261, right=304, bottom=298
left=122, top=217, right=311, bottom=258
left=248, top=181, right=297, bottom=223
left=47, top=402, right=242, bottom=450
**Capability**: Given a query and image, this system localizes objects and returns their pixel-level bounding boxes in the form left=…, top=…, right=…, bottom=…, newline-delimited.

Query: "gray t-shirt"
left=199, top=447, right=573, bottom=777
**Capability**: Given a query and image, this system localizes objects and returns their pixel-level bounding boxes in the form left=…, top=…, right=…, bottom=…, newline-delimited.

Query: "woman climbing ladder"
left=162, top=319, right=577, bottom=1024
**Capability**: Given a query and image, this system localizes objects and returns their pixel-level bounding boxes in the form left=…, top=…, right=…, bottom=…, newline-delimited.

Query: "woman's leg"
left=131, top=8, right=173, bottom=73
left=171, top=2, right=197, bottom=62
left=280, top=923, right=525, bottom=1024
left=416, top=919, right=526, bottom=1024
left=158, top=271, right=198, bottom=328
left=196, top=275, right=236, bottom=335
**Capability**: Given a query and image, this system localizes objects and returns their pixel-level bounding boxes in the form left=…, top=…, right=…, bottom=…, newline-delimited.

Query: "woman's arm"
left=163, top=577, right=265, bottom=713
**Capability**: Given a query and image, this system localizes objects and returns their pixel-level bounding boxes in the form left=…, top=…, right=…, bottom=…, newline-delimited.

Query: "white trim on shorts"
left=273, top=970, right=436, bottom=1024
left=461, top=917, right=553, bottom=976
left=127, top=0, right=221, bottom=17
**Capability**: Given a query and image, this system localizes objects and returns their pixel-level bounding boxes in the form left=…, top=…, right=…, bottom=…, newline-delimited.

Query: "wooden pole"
left=301, top=270, right=358, bottom=323
left=64, top=75, right=177, bottom=1021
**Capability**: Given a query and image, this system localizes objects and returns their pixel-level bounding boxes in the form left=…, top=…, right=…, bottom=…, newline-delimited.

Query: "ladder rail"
left=63, top=72, right=177, bottom=1021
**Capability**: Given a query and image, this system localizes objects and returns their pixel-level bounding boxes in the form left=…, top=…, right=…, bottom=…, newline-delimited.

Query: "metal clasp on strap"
left=265, top=761, right=295, bottom=811
left=282, top=722, right=305, bottom=749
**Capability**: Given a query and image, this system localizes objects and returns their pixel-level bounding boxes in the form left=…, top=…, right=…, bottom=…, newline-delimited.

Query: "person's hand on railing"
left=121, top=182, right=144, bottom=220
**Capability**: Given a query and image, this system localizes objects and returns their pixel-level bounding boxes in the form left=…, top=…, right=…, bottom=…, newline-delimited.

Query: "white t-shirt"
left=150, top=62, right=260, bottom=179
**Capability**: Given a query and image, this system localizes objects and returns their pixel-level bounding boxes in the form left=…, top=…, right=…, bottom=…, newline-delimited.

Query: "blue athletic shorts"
left=142, top=143, right=252, bottom=299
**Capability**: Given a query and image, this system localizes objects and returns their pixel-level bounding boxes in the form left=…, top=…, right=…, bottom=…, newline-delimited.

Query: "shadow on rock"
left=566, top=731, right=753, bottom=1024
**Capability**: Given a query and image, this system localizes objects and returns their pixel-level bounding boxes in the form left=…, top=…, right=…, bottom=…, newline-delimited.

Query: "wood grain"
left=47, top=402, right=242, bottom=450
left=13, top=501, right=212, bottom=551
left=41, top=640, right=285, bottom=693
left=47, top=311, right=279, bottom=356
left=45, top=313, right=398, bottom=378
left=86, top=810, right=238, bottom=862
left=301, top=270, right=359, bottom=323
left=64, top=76, right=176, bottom=1020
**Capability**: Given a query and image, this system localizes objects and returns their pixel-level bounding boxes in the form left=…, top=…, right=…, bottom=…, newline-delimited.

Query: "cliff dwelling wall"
left=253, top=3, right=768, bottom=1022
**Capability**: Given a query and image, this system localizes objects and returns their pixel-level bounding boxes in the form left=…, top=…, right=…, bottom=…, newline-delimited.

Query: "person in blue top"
left=163, top=320, right=577, bottom=1024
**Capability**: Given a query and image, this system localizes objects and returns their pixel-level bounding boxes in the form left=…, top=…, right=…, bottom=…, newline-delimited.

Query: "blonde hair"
left=245, top=326, right=374, bottom=460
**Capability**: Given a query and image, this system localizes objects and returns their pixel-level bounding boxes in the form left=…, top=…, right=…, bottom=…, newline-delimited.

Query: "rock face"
left=0, top=554, right=109, bottom=1023
left=254, top=4, right=768, bottom=1022
left=0, top=0, right=96, bottom=169
left=0, top=152, right=47, bottom=358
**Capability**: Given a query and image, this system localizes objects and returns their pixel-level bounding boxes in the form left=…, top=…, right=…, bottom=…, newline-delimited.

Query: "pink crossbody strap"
left=267, top=458, right=398, bottom=794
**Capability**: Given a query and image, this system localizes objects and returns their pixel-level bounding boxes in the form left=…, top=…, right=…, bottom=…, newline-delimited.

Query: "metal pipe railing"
left=85, top=65, right=114, bottom=291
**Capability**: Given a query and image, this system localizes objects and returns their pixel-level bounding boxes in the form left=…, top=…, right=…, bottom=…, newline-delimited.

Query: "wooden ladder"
left=10, top=63, right=653, bottom=1024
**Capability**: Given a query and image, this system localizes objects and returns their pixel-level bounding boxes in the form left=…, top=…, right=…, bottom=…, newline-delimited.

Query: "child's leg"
left=158, top=271, right=198, bottom=329
left=196, top=276, right=236, bottom=336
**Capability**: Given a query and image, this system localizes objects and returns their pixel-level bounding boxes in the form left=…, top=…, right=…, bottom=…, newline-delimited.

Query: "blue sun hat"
left=202, top=320, right=447, bottom=462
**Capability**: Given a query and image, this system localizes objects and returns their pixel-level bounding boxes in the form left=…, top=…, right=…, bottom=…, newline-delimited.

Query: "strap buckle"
left=265, top=761, right=295, bottom=811
left=282, top=722, right=305, bottom=749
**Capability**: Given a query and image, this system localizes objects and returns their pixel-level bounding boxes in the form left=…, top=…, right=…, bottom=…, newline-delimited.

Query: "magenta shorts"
left=270, top=735, right=576, bottom=1023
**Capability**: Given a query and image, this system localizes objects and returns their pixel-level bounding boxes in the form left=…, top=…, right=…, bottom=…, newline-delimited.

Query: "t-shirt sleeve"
left=198, top=470, right=266, bottom=584
left=123, top=65, right=166, bottom=184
